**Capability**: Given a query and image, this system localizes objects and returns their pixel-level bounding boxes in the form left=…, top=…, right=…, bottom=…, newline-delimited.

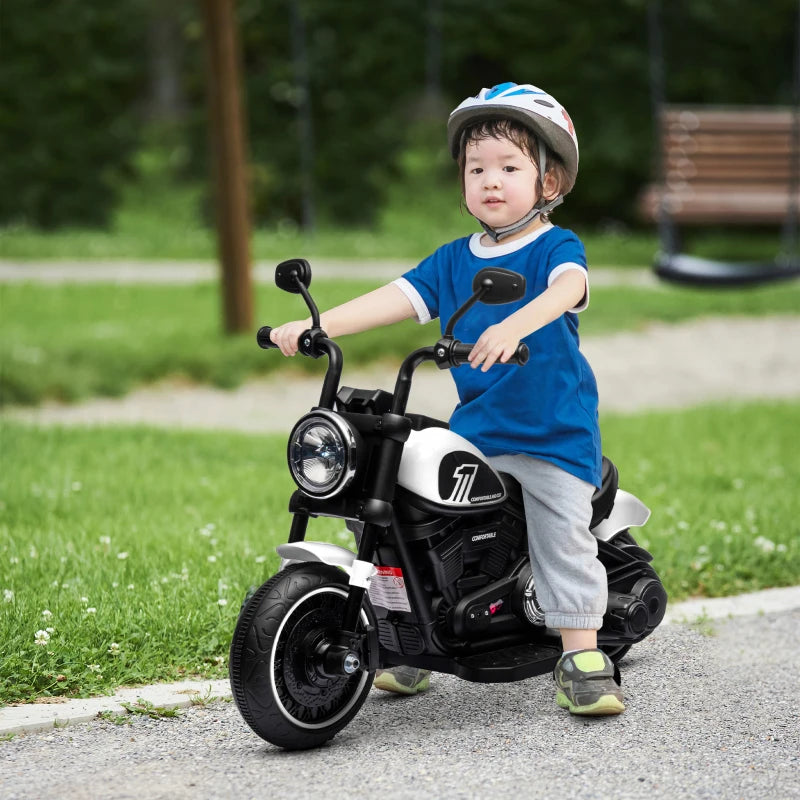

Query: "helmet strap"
left=479, top=195, right=564, bottom=242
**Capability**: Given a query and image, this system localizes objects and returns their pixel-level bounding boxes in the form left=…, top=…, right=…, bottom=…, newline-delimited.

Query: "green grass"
left=2, top=280, right=799, bottom=407
left=2, top=401, right=798, bottom=704
left=0, top=168, right=788, bottom=265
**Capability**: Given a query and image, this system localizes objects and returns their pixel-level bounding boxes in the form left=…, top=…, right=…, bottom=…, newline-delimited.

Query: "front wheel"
left=229, top=562, right=375, bottom=750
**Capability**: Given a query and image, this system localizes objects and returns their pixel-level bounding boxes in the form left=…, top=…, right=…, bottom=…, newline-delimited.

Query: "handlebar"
left=440, top=340, right=530, bottom=368
left=257, top=326, right=278, bottom=349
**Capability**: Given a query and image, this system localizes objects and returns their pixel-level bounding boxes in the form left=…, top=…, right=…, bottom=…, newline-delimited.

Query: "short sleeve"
left=546, top=233, right=589, bottom=312
left=394, top=248, right=444, bottom=323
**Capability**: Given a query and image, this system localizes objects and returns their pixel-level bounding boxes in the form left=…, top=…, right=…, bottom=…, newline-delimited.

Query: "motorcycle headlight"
left=288, top=411, right=359, bottom=498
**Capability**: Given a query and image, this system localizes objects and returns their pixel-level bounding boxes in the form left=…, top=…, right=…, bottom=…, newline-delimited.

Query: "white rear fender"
left=591, top=489, right=651, bottom=542
left=275, top=541, right=376, bottom=588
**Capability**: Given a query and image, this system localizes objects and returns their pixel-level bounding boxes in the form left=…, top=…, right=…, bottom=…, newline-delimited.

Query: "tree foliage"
left=2, top=0, right=796, bottom=229
left=0, top=0, right=148, bottom=228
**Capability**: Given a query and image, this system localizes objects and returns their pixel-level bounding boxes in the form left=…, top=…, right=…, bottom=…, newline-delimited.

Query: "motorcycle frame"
left=268, top=264, right=654, bottom=678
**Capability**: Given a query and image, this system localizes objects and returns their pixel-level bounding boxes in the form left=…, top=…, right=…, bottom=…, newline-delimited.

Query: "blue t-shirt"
left=395, top=224, right=602, bottom=488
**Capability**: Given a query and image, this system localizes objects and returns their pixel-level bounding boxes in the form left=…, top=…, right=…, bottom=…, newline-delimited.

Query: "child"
left=270, top=82, right=624, bottom=716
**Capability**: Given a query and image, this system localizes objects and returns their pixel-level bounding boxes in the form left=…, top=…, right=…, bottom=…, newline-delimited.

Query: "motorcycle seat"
left=500, top=456, right=618, bottom=529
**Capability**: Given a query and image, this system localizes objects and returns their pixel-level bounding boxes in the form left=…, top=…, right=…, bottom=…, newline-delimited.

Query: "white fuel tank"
left=397, top=427, right=507, bottom=512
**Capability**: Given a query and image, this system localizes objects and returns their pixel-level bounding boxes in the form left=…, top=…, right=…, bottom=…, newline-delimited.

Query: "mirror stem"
left=443, top=281, right=490, bottom=338
left=293, top=273, right=321, bottom=328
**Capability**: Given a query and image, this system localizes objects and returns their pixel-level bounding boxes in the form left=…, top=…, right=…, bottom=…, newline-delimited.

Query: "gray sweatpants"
left=488, top=454, right=607, bottom=631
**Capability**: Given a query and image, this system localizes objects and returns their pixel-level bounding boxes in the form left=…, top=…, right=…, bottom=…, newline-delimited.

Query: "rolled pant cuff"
left=545, top=613, right=604, bottom=631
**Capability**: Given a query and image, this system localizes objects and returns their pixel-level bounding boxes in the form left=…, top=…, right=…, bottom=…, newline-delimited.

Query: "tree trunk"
left=201, top=0, right=253, bottom=334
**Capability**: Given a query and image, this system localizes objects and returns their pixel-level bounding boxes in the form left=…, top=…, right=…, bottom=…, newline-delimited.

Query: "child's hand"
left=270, top=319, right=311, bottom=356
left=468, top=322, right=525, bottom=372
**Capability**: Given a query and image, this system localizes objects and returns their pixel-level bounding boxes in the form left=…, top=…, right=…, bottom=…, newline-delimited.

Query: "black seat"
left=499, top=456, right=618, bottom=530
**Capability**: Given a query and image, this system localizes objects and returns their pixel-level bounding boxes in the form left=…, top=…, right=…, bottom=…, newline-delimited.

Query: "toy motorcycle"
left=230, top=258, right=667, bottom=750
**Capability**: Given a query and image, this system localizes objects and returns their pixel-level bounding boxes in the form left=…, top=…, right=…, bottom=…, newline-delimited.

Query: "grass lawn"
left=2, top=279, right=799, bottom=407
left=2, top=401, right=798, bottom=704
left=0, top=169, right=788, bottom=265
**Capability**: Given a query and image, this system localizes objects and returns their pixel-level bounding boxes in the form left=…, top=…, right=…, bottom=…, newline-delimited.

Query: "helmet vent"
left=534, top=99, right=554, bottom=107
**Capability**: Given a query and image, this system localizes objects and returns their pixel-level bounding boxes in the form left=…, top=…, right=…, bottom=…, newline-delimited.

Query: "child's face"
left=463, top=135, right=540, bottom=234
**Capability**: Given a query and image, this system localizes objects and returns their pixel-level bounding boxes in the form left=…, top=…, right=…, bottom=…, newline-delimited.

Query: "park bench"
left=640, top=105, right=800, bottom=284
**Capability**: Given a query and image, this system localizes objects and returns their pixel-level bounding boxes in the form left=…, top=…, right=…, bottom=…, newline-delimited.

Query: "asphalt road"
left=2, top=610, right=798, bottom=800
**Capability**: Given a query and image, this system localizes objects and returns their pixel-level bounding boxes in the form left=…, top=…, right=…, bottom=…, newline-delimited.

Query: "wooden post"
left=201, top=0, right=253, bottom=334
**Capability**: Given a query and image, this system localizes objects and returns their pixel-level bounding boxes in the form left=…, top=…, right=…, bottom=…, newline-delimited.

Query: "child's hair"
left=456, top=118, right=569, bottom=201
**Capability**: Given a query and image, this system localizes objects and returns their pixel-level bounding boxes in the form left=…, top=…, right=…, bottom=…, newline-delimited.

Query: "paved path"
left=4, top=315, right=799, bottom=431
left=0, top=259, right=663, bottom=286
left=2, top=603, right=798, bottom=799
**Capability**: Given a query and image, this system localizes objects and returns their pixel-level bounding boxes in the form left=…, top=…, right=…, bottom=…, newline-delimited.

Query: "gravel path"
left=4, top=315, right=799, bottom=432
left=2, top=610, right=798, bottom=800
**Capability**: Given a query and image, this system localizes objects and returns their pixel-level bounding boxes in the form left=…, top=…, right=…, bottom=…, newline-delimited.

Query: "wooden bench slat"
left=640, top=105, right=800, bottom=225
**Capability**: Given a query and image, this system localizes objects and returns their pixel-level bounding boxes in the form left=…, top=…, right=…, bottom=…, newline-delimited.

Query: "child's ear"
left=542, top=170, right=561, bottom=200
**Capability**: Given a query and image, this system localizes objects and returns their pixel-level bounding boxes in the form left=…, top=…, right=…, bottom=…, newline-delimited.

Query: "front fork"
left=285, top=414, right=410, bottom=677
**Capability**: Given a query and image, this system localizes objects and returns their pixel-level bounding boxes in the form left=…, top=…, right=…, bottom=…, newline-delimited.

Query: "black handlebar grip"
left=256, top=326, right=278, bottom=349
left=512, top=342, right=530, bottom=365
left=451, top=342, right=474, bottom=366
left=451, top=341, right=529, bottom=367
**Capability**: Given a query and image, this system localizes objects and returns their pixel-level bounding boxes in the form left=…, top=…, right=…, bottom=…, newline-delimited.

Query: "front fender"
left=591, top=489, right=651, bottom=542
left=276, top=541, right=376, bottom=588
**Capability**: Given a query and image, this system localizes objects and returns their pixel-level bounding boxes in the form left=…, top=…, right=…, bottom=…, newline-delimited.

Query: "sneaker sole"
left=373, top=673, right=430, bottom=696
left=556, top=689, right=625, bottom=716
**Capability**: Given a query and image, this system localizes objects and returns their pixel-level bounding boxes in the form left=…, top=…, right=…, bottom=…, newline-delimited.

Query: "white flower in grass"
left=80, top=596, right=89, bottom=604
left=207, top=555, right=217, bottom=563
left=217, top=598, right=228, bottom=607
left=127, top=584, right=135, bottom=590
left=99, top=536, right=111, bottom=546
left=108, top=642, right=121, bottom=656
left=753, top=536, right=776, bottom=554
left=87, top=664, right=101, bottom=673
left=3, top=589, right=13, bottom=603
left=45, top=627, right=55, bottom=634
left=34, top=630, right=50, bottom=646
left=254, top=555, right=266, bottom=564
left=9, top=557, right=20, bottom=565
left=85, top=607, right=97, bottom=615
left=117, top=552, right=129, bottom=560
left=41, top=609, right=53, bottom=619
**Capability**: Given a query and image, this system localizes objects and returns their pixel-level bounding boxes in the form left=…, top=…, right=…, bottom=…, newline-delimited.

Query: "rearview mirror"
left=275, top=258, right=312, bottom=293
left=472, top=268, right=526, bottom=304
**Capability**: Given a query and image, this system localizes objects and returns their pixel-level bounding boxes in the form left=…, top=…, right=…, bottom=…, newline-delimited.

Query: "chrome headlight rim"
left=287, top=410, right=359, bottom=499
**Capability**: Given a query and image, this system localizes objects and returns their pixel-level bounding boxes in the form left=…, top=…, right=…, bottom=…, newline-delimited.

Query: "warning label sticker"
left=368, top=566, right=411, bottom=613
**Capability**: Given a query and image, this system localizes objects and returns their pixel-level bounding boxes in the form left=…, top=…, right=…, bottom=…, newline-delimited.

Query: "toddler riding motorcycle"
left=229, top=258, right=667, bottom=750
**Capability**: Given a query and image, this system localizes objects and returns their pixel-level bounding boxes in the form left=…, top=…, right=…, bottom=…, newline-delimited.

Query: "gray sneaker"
left=373, top=666, right=431, bottom=696
left=554, top=649, right=625, bottom=715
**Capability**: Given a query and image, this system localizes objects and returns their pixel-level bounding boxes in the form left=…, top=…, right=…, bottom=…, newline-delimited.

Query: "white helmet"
left=447, top=82, right=579, bottom=195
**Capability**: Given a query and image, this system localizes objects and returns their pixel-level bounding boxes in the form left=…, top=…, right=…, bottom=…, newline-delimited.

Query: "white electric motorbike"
left=229, top=258, right=667, bottom=750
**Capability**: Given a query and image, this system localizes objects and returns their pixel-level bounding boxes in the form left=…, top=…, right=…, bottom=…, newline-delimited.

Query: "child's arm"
left=468, top=269, right=586, bottom=372
left=270, top=282, right=417, bottom=356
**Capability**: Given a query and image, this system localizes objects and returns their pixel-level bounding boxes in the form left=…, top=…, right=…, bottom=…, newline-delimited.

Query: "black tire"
left=600, top=643, right=632, bottom=664
left=229, top=562, right=375, bottom=750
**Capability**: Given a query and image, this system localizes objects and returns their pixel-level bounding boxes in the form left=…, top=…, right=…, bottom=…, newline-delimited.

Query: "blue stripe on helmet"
left=486, top=82, right=543, bottom=99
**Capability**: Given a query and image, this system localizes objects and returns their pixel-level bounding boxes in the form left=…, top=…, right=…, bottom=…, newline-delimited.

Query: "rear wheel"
left=600, top=528, right=666, bottom=664
left=229, top=563, right=375, bottom=750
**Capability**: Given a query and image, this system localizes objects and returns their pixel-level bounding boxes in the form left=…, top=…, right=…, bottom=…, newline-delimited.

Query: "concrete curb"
left=0, top=680, right=231, bottom=737
left=2, top=585, right=798, bottom=737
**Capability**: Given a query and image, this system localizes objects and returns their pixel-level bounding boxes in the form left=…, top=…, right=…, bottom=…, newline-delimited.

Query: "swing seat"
left=654, top=252, right=800, bottom=287
left=642, top=107, right=800, bottom=287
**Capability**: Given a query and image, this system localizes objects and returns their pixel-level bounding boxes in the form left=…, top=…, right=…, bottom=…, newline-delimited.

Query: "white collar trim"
left=469, top=223, right=554, bottom=259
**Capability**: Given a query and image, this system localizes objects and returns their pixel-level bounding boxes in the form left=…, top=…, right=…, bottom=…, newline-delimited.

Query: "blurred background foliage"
left=0, top=0, right=796, bottom=233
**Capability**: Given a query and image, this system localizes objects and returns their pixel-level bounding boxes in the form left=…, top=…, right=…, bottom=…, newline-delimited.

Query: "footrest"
left=453, top=642, right=562, bottom=683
